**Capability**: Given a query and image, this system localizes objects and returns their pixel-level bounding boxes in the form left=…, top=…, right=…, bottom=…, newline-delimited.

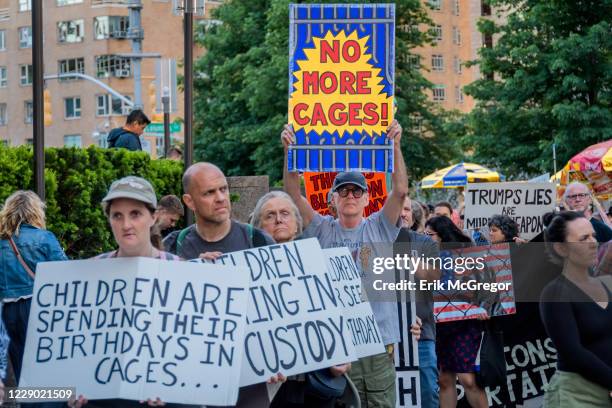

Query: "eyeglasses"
left=337, top=187, right=365, bottom=198
left=566, top=193, right=590, bottom=200
left=425, top=230, right=437, bottom=236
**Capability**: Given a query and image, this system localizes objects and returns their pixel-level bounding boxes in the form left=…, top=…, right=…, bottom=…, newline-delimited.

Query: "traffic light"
left=43, top=89, right=52, bottom=126
left=148, top=82, right=163, bottom=122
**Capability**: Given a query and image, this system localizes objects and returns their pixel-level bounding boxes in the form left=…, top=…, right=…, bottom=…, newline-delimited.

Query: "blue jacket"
left=0, top=224, right=68, bottom=299
left=107, top=127, right=142, bottom=151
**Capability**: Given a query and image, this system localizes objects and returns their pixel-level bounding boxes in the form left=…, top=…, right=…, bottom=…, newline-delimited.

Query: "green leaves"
left=464, top=0, right=612, bottom=177
left=0, top=146, right=183, bottom=259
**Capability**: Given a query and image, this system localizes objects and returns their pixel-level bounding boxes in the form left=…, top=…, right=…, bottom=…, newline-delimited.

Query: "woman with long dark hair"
left=424, top=216, right=488, bottom=408
left=540, top=211, right=612, bottom=407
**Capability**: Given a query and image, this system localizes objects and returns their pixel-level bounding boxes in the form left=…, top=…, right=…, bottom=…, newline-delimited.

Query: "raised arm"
left=382, top=120, right=409, bottom=226
left=281, top=124, right=316, bottom=228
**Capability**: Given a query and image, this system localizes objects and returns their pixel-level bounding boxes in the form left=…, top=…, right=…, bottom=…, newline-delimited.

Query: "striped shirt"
left=95, top=250, right=181, bottom=261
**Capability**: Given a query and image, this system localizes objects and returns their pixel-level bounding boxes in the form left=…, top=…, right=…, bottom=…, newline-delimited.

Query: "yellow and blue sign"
left=288, top=4, right=395, bottom=173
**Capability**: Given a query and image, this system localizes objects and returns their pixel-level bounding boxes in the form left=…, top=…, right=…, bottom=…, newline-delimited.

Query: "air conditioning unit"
left=110, top=30, right=128, bottom=39
left=115, top=69, right=130, bottom=78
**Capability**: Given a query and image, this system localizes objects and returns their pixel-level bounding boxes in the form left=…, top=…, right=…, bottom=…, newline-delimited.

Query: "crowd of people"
left=0, top=120, right=610, bottom=408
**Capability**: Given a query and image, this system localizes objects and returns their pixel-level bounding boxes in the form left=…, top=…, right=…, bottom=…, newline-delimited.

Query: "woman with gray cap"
left=96, top=176, right=179, bottom=260
left=70, top=176, right=182, bottom=408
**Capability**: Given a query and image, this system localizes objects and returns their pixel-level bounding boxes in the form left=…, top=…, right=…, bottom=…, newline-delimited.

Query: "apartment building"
left=0, top=0, right=219, bottom=155
left=414, top=0, right=497, bottom=112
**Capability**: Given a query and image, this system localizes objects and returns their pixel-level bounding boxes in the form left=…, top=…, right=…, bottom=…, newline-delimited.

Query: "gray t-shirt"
left=302, top=210, right=402, bottom=345
left=175, top=220, right=275, bottom=260
left=395, top=228, right=439, bottom=342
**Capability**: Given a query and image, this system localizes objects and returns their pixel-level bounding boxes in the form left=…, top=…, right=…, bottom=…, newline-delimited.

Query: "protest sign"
left=20, top=258, right=249, bottom=406
left=323, top=247, right=385, bottom=358
left=458, top=304, right=557, bottom=407
left=288, top=3, right=395, bottom=173
left=207, top=238, right=357, bottom=386
left=464, top=182, right=556, bottom=240
left=434, top=244, right=516, bottom=323
left=395, top=267, right=420, bottom=408
left=304, top=171, right=388, bottom=216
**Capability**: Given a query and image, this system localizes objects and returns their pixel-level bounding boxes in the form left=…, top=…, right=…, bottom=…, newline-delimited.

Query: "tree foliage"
left=194, top=0, right=460, bottom=184
left=0, top=146, right=183, bottom=258
left=463, top=0, right=612, bottom=177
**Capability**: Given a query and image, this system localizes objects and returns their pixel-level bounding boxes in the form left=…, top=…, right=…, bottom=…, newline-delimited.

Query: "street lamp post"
left=184, top=10, right=193, bottom=171
left=32, top=0, right=44, bottom=200
left=162, top=86, right=171, bottom=156
left=174, top=0, right=205, bottom=226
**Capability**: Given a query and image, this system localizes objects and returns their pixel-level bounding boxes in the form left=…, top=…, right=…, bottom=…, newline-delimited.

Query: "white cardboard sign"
left=20, top=257, right=249, bottom=406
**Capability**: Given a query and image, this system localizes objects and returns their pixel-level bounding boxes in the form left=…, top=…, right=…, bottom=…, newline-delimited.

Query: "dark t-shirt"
left=591, top=218, right=612, bottom=243
left=173, top=220, right=274, bottom=260
left=539, top=275, right=612, bottom=389
left=394, top=228, right=440, bottom=342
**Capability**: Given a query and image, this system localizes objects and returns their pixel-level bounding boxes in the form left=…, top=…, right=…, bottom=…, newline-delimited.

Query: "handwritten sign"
left=304, top=172, right=388, bottom=216
left=323, top=247, right=385, bottom=358
left=288, top=4, right=395, bottom=172
left=464, top=182, right=555, bottom=240
left=206, top=238, right=357, bottom=386
left=20, top=258, right=249, bottom=406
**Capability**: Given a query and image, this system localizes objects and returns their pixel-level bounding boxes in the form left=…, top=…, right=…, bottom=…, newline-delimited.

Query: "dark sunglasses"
left=337, top=187, right=365, bottom=198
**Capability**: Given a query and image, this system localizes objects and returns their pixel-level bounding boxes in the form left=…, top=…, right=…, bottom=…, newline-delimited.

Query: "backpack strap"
left=246, top=223, right=254, bottom=244
left=176, top=225, right=195, bottom=254
left=251, top=227, right=269, bottom=248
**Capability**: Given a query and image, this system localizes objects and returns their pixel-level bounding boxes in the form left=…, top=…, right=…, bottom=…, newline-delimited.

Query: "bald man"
left=163, top=162, right=274, bottom=259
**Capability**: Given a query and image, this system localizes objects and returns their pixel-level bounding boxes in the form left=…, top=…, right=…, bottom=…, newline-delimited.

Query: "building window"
left=64, top=134, right=82, bottom=147
left=24, top=100, right=33, bottom=123
left=0, top=30, right=6, bottom=51
left=94, top=16, right=130, bottom=40
left=454, top=57, right=462, bottom=74
left=19, top=64, right=33, bottom=86
left=432, top=55, right=444, bottom=71
left=57, top=20, right=84, bottom=43
left=429, top=0, right=441, bottom=11
left=409, top=54, right=421, bottom=69
left=455, top=86, right=464, bottom=104
left=64, top=97, right=81, bottom=119
left=94, top=132, right=108, bottom=148
left=58, top=58, right=85, bottom=80
left=481, top=1, right=492, bottom=16
left=453, top=0, right=460, bottom=15
left=18, top=0, right=31, bottom=12
left=433, top=25, right=443, bottom=42
left=452, top=26, right=461, bottom=45
left=19, top=26, right=32, bottom=48
left=483, top=33, right=493, bottom=48
left=96, top=55, right=132, bottom=78
left=0, top=67, right=6, bottom=87
left=0, top=104, right=7, bottom=125
left=96, top=94, right=133, bottom=116
left=57, top=0, right=83, bottom=5
left=433, top=85, right=446, bottom=102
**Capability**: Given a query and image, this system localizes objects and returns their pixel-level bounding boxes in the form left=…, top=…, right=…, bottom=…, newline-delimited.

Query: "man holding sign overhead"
left=282, top=121, right=408, bottom=407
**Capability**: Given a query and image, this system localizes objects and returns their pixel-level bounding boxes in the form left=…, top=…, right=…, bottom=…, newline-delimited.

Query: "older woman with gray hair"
left=251, top=191, right=303, bottom=243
